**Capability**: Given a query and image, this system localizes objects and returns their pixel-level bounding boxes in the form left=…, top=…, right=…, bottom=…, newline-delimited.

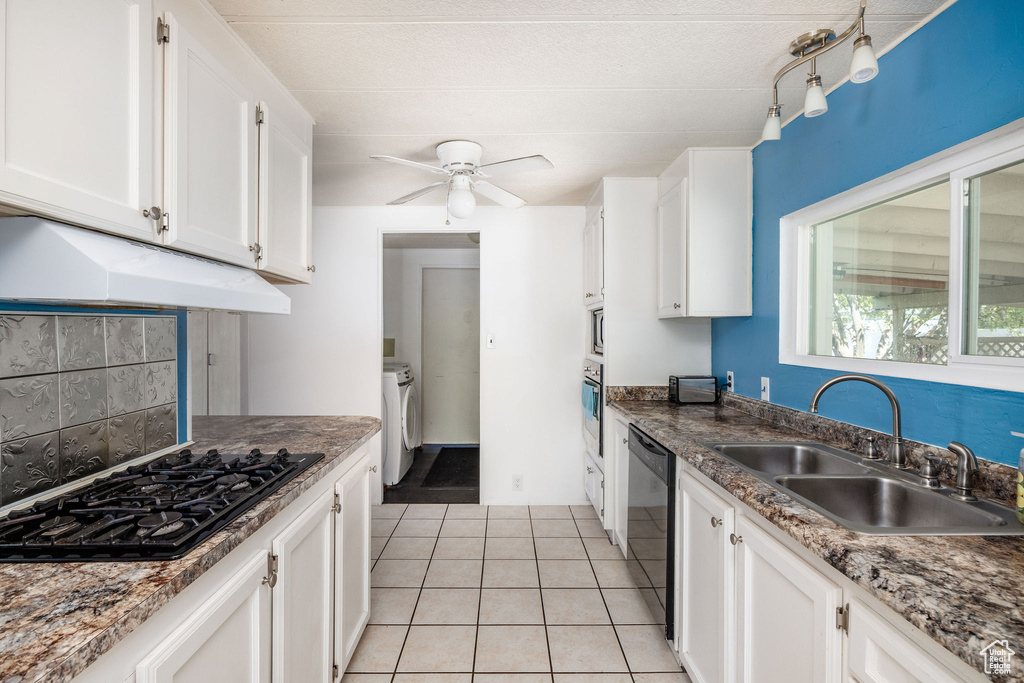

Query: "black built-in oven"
left=627, top=425, right=675, bottom=642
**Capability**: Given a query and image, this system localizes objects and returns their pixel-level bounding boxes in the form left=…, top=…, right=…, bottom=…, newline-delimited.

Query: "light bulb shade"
left=762, top=106, right=782, bottom=141
left=804, top=76, right=828, bottom=118
left=850, top=36, right=879, bottom=83
left=447, top=177, right=476, bottom=219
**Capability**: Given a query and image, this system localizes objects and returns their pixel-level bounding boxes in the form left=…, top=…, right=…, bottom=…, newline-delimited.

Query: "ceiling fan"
left=370, top=140, right=553, bottom=219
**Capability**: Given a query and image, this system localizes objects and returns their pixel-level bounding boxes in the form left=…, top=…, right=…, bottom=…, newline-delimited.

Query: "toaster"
left=668, top=375, right=719, bottom=404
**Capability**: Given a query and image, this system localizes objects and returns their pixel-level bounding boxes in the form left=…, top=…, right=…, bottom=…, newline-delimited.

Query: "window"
left=963, top=159, right=1024, bottom=359
left=809, top=182, right=950, bottom=364
left=779, top=122, right=1024, bottom=393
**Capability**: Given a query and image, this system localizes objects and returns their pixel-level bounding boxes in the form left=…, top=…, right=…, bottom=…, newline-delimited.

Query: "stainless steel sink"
left=710, top=443, right=869, bottom=476
left=703, top=441, right=1024, bottom=535
left=774, top=475, right=1012, bottom=534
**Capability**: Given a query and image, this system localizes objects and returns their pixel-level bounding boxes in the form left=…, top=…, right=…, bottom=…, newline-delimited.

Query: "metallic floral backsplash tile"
left=0, top=313, right=179, bottom=506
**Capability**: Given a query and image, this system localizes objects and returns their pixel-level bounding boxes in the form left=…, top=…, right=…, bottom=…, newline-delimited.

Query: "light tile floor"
left=344, top=503, right=691, bottom=682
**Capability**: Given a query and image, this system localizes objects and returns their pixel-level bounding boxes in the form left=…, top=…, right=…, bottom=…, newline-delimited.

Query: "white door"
left=734, top=516, right=843, bottom=683
left=257, top=102, right=313, bottom=283
left=0, top=0, right=158, bottom=242
left=847, top=599, right=960, bottom=683
left=612, top=417, right=630, bottom=552
left=137, top=552, right=271, bottom=683
left=187, top=311, right=241, bottom=416
left=335, top=455, right=372, bottom=672
left=272, top=490, right=334, bottom=683
left=584, top=450, right=604, bottom=521
left=678, top=471, right=735, bottom=683
left=657, top=180, right=686, bottom=318
left=421, top=267, right=480, bottom=444
left=187, top=311, right=209, bottom=416
left=162, top=12, right=257, bottom=267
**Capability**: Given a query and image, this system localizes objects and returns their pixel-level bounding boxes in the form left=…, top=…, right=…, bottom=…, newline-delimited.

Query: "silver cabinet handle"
left=711, top=517, right=722, bottom=528
left=307, top=265, right=316, bottom=272
left=369, top=465, right=377, bottom=473
left=622, top=438, right=628, bottom=444
left=730, top=533, right=742, bottom=546
left=673, top=303, right=681, bottom=309
left=586, top=466, right=594, bottom=474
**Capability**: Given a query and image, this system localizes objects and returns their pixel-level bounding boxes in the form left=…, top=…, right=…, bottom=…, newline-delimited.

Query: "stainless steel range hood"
left=0, top=217, right=290, bottom=314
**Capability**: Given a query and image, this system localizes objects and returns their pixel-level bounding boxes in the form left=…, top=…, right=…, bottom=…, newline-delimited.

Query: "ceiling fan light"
left=447, top=176, right=476, bottom=219
left=804, top=75, right=828, bottom=118
left=762, top=104, right=782, bottom=141
left=850, top=35, right=879, bottom=83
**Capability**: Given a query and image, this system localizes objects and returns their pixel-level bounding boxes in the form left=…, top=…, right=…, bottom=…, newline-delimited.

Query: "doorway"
left=381, top=233, right=481, bottom=504
left=187, top=311, right=243, bottom=415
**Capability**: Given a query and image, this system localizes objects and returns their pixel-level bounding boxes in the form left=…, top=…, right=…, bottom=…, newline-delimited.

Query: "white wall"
left=247, top=206, right=588, bottom=505
left=382, top=247, right=481, bottom=443
left=601, top=178, right=712, bottom=385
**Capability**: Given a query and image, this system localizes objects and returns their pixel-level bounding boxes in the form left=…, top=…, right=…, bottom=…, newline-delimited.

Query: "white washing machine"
left=382, top=362, right=420, bottom=486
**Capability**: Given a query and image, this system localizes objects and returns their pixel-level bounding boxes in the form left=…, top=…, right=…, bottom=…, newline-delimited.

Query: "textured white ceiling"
left=211, top=0, right=949, bottom=207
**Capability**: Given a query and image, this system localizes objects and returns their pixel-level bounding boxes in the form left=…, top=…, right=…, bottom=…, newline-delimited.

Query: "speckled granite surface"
left=0, top=415, right=379, bottom=683
left=609, top=399, right=1023, bottom=682
left=606, top=386, right=669, bottom=402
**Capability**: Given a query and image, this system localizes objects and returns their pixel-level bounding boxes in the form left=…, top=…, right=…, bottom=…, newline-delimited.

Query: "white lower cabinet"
left=334, top=456, right=372, bottom=672
left=847, top=598, right=960, bottom=683
left=272, top=490, right=335, bottom=683
left=677, top=471, right=735, bottom=683
left=612, top=415, right=630, bottom=550
left=584, top=450, right=605, bottom=521
left=131, top=450, right=372, bottom=683
left=136, top=551, right=271, bottom=683
left=676, top=464, right=973, bottom=683
left=734, top=515, right=843, bottom=683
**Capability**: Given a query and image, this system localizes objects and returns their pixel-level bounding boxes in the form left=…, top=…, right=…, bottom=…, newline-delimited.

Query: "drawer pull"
left=711, top=517, right=722, bottom=528
left=730, top=533, right=743, bottom=546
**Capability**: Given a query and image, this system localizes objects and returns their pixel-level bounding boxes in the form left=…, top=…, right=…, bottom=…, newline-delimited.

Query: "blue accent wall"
left=711, top=0, right=1024, bottom=466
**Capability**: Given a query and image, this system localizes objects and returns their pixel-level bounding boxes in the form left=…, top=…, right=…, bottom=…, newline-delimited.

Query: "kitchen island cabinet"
left=0, top=416, right=379, bottom=683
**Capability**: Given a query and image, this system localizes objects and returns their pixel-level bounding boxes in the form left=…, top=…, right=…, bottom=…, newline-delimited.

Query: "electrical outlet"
left=760, top=377, right=770, bottom=402
left=726, top=371, right=735, bottom=393
left=512, top=475, right=523, bottom=491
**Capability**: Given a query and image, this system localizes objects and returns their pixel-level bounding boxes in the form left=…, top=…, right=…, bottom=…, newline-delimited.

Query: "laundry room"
left=381, top=232, right=482, bottom=503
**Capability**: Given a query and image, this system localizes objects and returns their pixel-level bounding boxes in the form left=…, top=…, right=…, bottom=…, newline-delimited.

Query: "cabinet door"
left=137, top=551, right=271, bottom=683
left=584, top=450, right=604, bottom=521
left=612, top=417, right=630, bottom=551
left=592, top=210, right=604, bottom=306
left=847, top=599, right=960, bottom=683
left=735, top=516, right=843, bottom=683
left=678, top=471, right=735, bottom=683
left=257, top=103, right=313, bottom=283
left=162, top=12, right=258, bottom=267
left=583, top=215, right=595, bottom=304
left=657, top=180, right=686, bottom=318
left=0, top=0, right=158, bottom=242
left=272, top=490, right=335, bottom=683
left=335, top=456, right=372, bottom=672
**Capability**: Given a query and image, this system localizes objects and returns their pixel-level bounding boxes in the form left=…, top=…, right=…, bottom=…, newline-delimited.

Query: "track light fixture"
left=761, top=0, right=878, bottom=141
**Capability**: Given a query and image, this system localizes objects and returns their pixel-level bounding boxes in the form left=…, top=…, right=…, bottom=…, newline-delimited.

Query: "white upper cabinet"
left=0, top=0, right=159, bottom=243
left=257, top=102, right=313, bottom=283
left=657, top=148, right=752, bottom=318
left=583, top=210, right=604, bottom=308
left=162, top=11, right=258, bottom=268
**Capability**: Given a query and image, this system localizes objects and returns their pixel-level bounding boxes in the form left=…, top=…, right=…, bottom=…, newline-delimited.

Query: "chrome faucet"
left=808, top=374, right=908, bottom=469
left=948, top=442, right=979, bottom=501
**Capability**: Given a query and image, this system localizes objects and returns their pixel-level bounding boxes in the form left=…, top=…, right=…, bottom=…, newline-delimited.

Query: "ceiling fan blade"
left=472, top=181, right=527, bottom=209
left=370, top=155, right=448, bottom=175
left=386, top=181, right=447, bottom=205
left=477, top=155, right=553, bottom=178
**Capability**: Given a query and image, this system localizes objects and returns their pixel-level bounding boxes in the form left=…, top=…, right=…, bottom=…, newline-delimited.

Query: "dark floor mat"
left=421, top=446, right=480, bottom=488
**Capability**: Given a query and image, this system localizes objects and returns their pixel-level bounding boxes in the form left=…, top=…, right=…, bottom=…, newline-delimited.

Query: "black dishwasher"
left=627, top=425, right=675, bottom=642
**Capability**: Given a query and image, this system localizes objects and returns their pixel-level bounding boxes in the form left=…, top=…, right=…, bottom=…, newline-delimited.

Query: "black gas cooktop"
left=0, top=447, right=324, bottom=562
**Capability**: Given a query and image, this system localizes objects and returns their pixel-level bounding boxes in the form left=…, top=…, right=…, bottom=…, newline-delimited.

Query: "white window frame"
left=779, top=119, right=1024, bottom=394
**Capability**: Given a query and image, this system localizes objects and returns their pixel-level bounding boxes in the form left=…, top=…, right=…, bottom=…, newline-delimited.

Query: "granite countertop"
left=609, top=399, right=1024, bottom=683
left=0, top=415, right=380, bottom=683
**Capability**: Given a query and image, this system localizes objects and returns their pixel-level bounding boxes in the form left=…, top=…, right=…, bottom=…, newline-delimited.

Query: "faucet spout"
left=808, top=373, right=907, bottom=469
